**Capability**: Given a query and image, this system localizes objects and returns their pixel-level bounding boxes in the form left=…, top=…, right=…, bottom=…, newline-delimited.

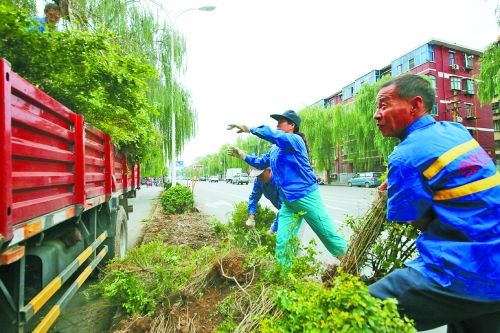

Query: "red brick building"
left=316, top=39, right=496, bottom=179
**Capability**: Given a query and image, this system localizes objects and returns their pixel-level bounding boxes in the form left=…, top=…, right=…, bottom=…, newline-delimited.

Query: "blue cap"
left=270, top=110, right=301, bottom=129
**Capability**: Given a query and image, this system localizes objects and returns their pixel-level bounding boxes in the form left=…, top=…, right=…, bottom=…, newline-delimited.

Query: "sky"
left=67, top=0, right=490, bottom=166
left=170, top=0, right=498, bottom=166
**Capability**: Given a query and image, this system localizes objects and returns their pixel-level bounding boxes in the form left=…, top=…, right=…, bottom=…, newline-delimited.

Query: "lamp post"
left=168, top=5, right=215, bottom=186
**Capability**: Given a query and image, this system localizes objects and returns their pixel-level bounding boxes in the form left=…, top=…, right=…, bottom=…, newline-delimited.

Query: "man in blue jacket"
left=370, top=74, right=500, bottom=332
left=246, top=167, right=282, bottom=235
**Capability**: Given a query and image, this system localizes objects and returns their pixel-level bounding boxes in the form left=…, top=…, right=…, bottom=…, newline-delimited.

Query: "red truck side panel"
left=0, top=61, right=13, bottom=242
left=84, top=125, right=106, bottom=199
left=0, top=59, right=140, bottom=244
left=9, top=66, right=78, bottom=230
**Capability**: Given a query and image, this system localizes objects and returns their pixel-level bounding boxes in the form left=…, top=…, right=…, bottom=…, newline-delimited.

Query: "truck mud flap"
left=20, top=232, right=108, bottom=332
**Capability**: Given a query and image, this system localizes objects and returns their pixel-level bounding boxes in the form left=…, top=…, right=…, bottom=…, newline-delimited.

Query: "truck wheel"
left=348, top=182, right=352, bottom=187
left=365, top=182, right=370, bottom=188
left=106, top=206, right=128, bottom=260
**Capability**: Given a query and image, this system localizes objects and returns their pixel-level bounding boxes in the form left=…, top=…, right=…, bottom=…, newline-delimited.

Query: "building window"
left=465, top=103, right=473, bottom=119
left=397, top=64, right=402, bottom=75
left=450, top=77, right=461, bottom=91
left=427, top=75, right=436, bottom=89
left=409, top=58, right=415, bottom=69
left=430, top=99, right=438, bottom=116
left=464, top=79, right=474, bottom=94
left=494, top=119, right=500, bottom=132
left=449, top=51, right=455, bottom=65
left=492, top=101, right=499, bottom=114
left=464, top=54, right=473, bottom=69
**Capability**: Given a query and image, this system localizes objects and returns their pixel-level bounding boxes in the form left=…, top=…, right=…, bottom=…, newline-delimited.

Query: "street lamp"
left=168, top=5, right=215, bottom=186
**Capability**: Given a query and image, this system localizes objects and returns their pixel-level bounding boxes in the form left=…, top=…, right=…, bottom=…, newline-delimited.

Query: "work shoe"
left=245, top=219, right=255, bottom=227
left=267, top=226, right=276, bottom=236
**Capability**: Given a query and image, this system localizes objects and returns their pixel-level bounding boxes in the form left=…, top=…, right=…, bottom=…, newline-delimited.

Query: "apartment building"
left=318, top=39, right=496, bottom=176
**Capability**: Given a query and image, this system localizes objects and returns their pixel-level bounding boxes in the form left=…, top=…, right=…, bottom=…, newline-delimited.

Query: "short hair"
left=44, top=3, right=60, bottom=12
left=380, top=74, right=435, bottom=113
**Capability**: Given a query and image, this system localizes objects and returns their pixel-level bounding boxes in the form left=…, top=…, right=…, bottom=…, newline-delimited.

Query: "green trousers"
left=276, top=188, right=347, bottom=266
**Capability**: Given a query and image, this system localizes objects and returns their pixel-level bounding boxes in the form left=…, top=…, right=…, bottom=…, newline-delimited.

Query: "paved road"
left=194, top=181, right=376, bottom=264
left=127, top=186, right=164, bottom=247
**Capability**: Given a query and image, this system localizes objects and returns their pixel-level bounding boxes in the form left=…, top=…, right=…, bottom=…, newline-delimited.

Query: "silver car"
left=347, top=172, right=382, bottom=188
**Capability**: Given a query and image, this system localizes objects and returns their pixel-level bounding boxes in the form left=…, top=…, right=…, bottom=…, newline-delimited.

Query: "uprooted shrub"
left=211, top=201, right=277, bottom=251
left=91, top=240, right=218, bottom=316
left=260, top=272, right=415, bottom=333
left=160, top=184, right=194, bottom=214
left=91, top=200, right=417, bottom=332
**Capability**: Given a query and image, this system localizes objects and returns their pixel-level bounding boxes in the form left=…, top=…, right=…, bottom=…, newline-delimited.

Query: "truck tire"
left=105, top=206, right=128, bottom=261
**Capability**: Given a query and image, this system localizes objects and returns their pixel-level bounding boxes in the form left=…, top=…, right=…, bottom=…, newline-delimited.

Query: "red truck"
left=0, top=59, right=140, bottom=332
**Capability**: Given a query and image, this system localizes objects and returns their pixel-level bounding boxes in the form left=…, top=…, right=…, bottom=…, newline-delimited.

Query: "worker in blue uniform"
left=227, top=110, right=346, bottom=266
left=245, top=167, right=281, bottom=235
left=370, top=74, right=500, bottom=332
left=33, top=3, right=61, bottom=32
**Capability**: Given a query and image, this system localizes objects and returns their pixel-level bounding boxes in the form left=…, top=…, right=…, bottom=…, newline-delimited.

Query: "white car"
left=233, top=173, right=249, bottom=185
left=209, top=176, right=219, bottom=183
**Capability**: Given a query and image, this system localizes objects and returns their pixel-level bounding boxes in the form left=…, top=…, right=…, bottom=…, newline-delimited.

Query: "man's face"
left=45, top=9, right=61, bottom=25
left=257, top=169, right=272, bottom=183
left=374, top=84, right=414, bottom=139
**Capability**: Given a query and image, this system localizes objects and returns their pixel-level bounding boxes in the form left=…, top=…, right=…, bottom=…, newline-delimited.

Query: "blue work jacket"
left=244, top=125, right=317, bottom=202
left=387, top=115, right=500, bottom=299
left=248, top=177, right=282, bottom=215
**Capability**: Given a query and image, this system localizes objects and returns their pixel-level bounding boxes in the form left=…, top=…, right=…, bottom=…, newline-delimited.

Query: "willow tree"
left=478, top=40, right=500, bottom=104
left=299, top=106, right=337, bottom=178
left=0, top=4, right=160, bottom=161
left=8, top=0, right=197, bottom=175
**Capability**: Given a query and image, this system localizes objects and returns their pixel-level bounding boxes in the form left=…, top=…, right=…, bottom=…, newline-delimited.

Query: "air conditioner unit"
left=451, top=64, right=459, bottom=70
left=456, top=116, right=463, bottom=123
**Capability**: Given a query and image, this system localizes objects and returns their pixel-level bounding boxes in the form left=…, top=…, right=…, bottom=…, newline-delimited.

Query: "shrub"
left=94, top=240, right=217, bottom=315
left=160, top=184, right=194, bottom=214
left=261, top=272, right=415, bottom=333
left=216, top=201, right=277, bottom=251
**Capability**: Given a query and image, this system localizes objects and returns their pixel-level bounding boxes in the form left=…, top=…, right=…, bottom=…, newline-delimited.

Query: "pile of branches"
left=340, top=194, right=387, bottom=275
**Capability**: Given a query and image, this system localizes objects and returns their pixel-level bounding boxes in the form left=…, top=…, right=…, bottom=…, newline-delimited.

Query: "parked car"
left=199, top=176, right=206, bottom=181
left=233, top=173, right=249, bottom=185
left=347, top=172, right=382, bottom=188
left=209, top=176, right=219, bottom=183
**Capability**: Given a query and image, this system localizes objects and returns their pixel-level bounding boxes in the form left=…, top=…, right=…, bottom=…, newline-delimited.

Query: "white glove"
left=227, top=146, right=247, bottom=159
left=227, top=124, right=250, bottom=133
left=245, top=218, right=255, bottom=227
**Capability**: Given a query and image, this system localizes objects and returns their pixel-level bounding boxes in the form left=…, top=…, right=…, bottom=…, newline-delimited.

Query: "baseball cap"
left=270, top=110, right=301, bottom=129
left=249, top=168, right=266, bottom=177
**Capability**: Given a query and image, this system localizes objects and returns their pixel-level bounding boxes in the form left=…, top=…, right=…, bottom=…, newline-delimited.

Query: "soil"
left=111, top=201, right=248, bottom=333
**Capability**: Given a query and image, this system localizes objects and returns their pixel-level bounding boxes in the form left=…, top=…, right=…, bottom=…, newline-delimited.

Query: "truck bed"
left=0, top=59, right=140, bottom=246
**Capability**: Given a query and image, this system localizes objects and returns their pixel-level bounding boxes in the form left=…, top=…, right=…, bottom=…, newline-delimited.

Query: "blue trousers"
left=276, top=188, right=347, bottom=266
left=369, top=267, right=500, bottom=332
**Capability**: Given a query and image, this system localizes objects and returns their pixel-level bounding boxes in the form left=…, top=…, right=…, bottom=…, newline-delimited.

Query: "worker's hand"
left=245, top=216, right=255, bottom=227
left=227, top=124, right=250, bottom=133
left=227, top=146, right=247, bottom=159
left=377, top=180, right=387, bottom=198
